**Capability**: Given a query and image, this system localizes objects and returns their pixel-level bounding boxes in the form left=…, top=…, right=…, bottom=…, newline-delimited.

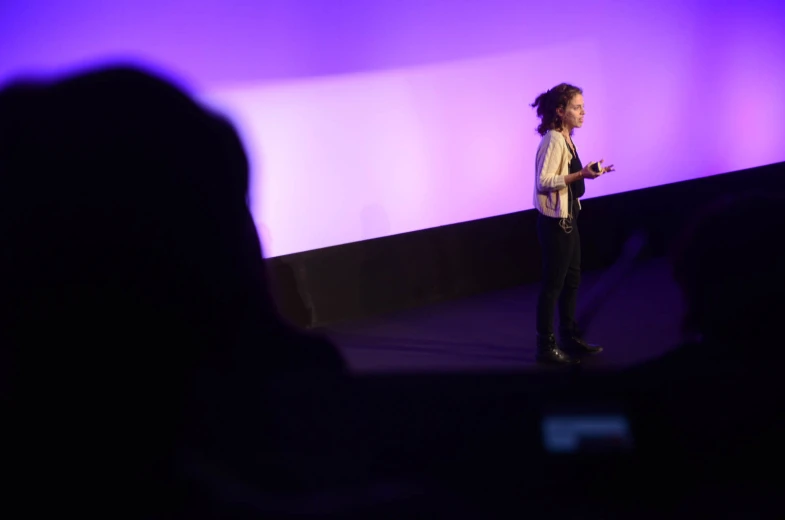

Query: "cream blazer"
left=533, top=129, right=582, bottom=219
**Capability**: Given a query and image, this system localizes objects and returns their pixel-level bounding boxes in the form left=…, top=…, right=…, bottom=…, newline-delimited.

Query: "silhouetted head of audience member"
left=672, top=191, right=785, bottom=348
left=0, top=65, right=342, bottom=513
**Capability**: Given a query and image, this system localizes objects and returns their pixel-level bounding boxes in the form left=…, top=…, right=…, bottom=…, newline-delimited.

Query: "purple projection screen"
left=2, top=0, right=784, bottom=257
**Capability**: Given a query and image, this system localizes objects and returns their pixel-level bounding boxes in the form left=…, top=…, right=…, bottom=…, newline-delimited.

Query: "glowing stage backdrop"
left=1, top=0, right=783, bottom=257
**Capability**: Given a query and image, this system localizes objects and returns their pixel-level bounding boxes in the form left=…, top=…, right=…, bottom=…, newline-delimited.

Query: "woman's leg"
left=557, top=207, right=603, bottom=354
left=558, top=216, right=581, bottom=333
left=535, top=214, right=573, bottom=335
left=535, top=213, right=579, bottom=364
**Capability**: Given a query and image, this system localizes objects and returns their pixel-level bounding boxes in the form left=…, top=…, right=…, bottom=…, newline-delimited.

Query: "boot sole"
left=536, top=354, right=580, bottom=365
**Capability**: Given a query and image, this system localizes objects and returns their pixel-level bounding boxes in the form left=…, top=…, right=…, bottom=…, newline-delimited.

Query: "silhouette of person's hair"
left=618, top=191, right=785, bottom=508
left=672, top=191, right=785, bottom=346
left=0, top=65, right=344, bottom=515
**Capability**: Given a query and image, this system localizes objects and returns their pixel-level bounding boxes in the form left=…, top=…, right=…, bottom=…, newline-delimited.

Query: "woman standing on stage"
left=531, top=83, right=614, bottom=364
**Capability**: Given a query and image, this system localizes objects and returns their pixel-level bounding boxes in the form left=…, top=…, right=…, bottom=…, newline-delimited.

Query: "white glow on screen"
left=2, top=0, right=784, bottom=258
left=203, top=42, right=605, bottom=257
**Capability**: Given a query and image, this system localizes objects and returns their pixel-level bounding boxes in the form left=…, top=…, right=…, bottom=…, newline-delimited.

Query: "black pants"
left=536, top=201, right=581, bottom=336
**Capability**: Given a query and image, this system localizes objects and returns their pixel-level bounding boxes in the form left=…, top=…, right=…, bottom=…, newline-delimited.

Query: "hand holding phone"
left=592, top=160, right=615, bottom=174
left=581, top=162, right=603, bottom=179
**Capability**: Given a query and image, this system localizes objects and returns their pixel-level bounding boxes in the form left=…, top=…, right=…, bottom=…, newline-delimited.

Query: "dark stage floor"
left=325, top=257, right=685, bottom=372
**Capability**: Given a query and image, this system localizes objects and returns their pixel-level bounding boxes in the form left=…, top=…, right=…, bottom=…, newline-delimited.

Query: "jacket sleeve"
left=535, top=132, right=567, bottom=193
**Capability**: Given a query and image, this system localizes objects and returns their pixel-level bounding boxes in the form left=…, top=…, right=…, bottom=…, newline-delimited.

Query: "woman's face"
left=558, top=93, right=585, bottom=131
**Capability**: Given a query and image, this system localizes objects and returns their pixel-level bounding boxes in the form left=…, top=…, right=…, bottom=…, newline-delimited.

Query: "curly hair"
left=531, top=83, right=583, bottom=136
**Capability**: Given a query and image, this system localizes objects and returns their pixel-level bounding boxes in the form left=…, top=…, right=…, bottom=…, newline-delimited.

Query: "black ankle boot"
left=559, top=329, right=603, bottom=354
left=536, top=334, right=579, bottom=364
